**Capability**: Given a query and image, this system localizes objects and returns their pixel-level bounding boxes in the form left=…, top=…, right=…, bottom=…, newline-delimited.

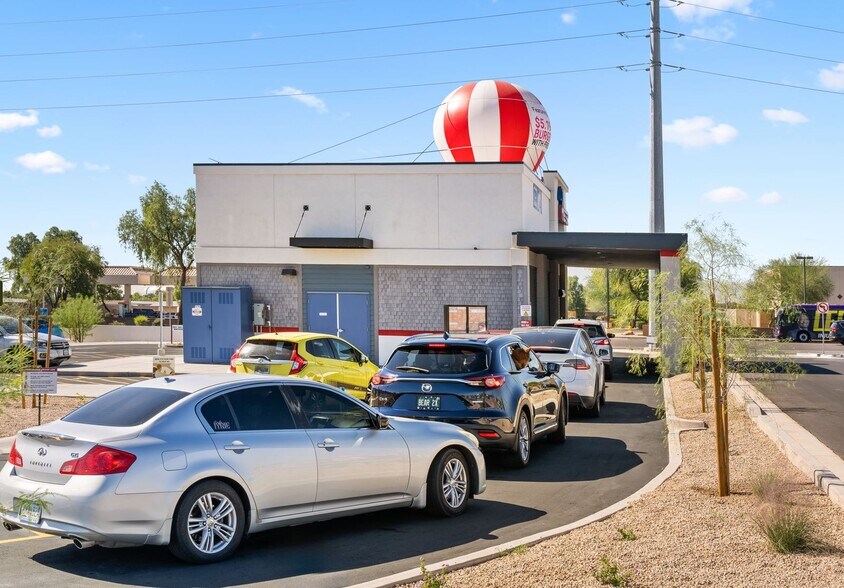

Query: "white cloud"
left=128, top=174, right=147, bottom=184
left=36, top=124, right=62, bottom=138
left=84, top=162, right=110, bottom=171
left=762, top=108, right=808, bottom=125
left=560, top=11, right=576, bottom=25
left=704, top=186, right=748, bottom=202
left=663, top=116, right=738, bottom=148
left=272, top=86, right=327, bottom=113
left=690, top=23, right=736, bottom=41
left=0, top=109, right=38, bottom=132
left=15, top=150, right=75, bottom=174
left=818, top=63, right=844, bottom=90
left=758, top=191, right=782, bottom=205
left=671, top=0, right=752, bottom=21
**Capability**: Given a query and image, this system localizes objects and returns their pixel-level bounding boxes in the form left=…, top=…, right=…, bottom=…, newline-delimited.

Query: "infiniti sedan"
left=1, top=375, right=486, bottom=563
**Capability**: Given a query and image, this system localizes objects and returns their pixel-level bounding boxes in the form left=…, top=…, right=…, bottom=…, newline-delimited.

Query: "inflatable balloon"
left=433, top=80, right=551, bottom=171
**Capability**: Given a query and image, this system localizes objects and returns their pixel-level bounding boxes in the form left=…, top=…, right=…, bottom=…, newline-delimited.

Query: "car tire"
left=168, top=480, right=246, bottom=564
left=584, top=380, right=601, bottom=418
left=549, top=393, right=566, bottom=444
left=426, top=448, right=470, bottom=517
left=506, top=410, right=532, bottom=468
left=604, top=363, right=613, bottom=381
left=797, top=331, right=811, bottom=343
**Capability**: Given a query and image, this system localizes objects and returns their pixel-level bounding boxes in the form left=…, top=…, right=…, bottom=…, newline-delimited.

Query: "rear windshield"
left=385, top=345, right=488, bottom=375
left=239, top=340, right=294, bottom=361
left=558, top=324, right=606, bottom=338
left=63, top=387, right=189, bottom=427
left=516, top=330, right=576, bottom=351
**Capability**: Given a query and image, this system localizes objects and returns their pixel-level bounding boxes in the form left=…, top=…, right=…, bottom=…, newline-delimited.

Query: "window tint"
left=211, top=386, right=295, bottom=431
left=527, top=349, right=543, bottom=372
left=582, top=335, right=596, bottom=355
left=289, top=385, right=372, bottom=429
left=330, top=339, right=359, bottom=363
left=515, top=330, right=576, bottom=350
left=201, top=395, right=237, bottom=432
left=385, top=345, right=488, bottom=374
left=306, top=338, right=336, bottom=359
left=63, top=387, right=188, bottom=427
left=499, top=347, right=517, bottom=372
left=239, top=340, right=294, bottom=361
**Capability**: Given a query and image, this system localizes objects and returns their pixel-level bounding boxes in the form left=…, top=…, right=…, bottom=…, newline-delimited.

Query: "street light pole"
left=648, top=0, right=665, bottom=347
left=796, top=255, right=813, bottom=304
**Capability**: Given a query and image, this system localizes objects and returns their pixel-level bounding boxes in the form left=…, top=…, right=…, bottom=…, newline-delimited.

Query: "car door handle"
left=224, top=443, right=251, bottom=451
left=318, top=439, right=340, bottom=449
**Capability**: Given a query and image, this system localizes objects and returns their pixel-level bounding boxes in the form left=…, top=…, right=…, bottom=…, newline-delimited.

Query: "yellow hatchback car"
left=228, top=332, right=379, bottom=400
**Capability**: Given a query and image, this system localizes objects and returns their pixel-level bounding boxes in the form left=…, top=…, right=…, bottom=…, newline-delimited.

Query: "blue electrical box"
left=182, top=287, right=252, bottom=364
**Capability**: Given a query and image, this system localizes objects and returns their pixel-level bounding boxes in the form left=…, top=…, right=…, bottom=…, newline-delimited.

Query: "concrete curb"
left=731, top=375, right=844, bottom=510
left=349, top=379, right=704, bottom=588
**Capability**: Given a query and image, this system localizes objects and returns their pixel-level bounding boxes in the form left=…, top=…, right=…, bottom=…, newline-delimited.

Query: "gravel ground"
left=0, top=396, right=88, bottom=438
left=406, top=375, right=844, bottom=587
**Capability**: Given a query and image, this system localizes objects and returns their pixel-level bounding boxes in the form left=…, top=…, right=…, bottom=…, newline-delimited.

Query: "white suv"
left=554, top=318, right=614, bottom=380
left=0, top=315, right=72, bottom=366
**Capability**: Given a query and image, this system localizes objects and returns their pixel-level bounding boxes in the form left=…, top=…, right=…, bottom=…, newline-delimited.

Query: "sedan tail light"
left=60, top=445, right=136, bottom=476
left=564, top=358, right=590, bottom=370
left=593, top=338, right=610, bottom=346
left=289, top=344, right=308, bottom=374
left=8, top=441, right=22, bottom=467
left=228, top=343, right=245, bottom=373
left=468, top=375, right=506, bottom=388
left=371, top=373, right=397, bottom=386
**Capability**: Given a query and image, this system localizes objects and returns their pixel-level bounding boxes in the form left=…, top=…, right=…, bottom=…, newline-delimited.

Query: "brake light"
left=8, top=441, right=22, bottom=467
left=60, top=445, right=136, bottom=475
left=371, top=373, right=397, bottom=386
left=289, top=344, right=308, bottom=374
left=593, top=338, right=610, bottom=346
left=565, top=359, right=590, bottom=370
left=229, top=343, right=245, bottom=373
left=428, top=343, right=447, bottom=348
left=468, top=375, right=506, bottom=388
left=477, top=430, right=501, bottom=439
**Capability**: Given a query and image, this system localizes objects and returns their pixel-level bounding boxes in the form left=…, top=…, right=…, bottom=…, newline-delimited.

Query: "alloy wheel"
left=441, top=457, right=468, bottom=509
left=518, top=413, right=530, bottom=462
left=187, top=492, right=237, bottom=555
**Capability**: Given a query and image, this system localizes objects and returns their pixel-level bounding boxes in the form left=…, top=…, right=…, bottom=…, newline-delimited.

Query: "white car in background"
left=511, top=327, right=606, bottom=418
left=554, top=318, right=614, bottom=380
left=0, top=315, right=72, bottom=366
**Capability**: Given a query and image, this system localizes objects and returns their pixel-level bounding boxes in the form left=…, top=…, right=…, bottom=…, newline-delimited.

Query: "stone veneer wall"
left=376, top=266, right=514, bottom=331
left=197, top=264, right=300, bottom=328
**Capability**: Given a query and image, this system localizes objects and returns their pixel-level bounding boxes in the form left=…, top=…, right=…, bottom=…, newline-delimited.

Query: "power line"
left=668, top=1, right=844, bottom=35
left=0, top=0, right=353, bottom=26
left=0, top=30, right=645, bottom=84
left=0, top=1, right=623, bottom=59
left=672, top=31, right=842, bottom=64
left=0, top=64, right=644, bottom=112
left=670, top=64, right=844, bottom=96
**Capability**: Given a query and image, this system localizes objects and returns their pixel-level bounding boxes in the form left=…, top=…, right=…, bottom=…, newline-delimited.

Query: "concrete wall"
left=198, top=264, right=300, bottom=328
left=83, top=325, right=176, bottom=343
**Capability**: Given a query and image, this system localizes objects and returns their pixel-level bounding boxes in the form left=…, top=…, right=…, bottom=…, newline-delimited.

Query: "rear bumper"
left=380, top=409, right=516, bottom=449
left=0, top=463, right=176, bottom=546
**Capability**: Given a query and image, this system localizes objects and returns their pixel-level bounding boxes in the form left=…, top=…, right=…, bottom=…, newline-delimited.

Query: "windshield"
left=385, top=345, right=488, bottom=375
left=0, top=316, right=32, bottom=335
left=63, top=387, right=189, bottom=427
left=515, top=330, right=576, bottom=350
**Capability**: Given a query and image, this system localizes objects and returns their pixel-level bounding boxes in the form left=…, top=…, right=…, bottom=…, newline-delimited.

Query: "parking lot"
left=0, top=358, right=666, bottom=588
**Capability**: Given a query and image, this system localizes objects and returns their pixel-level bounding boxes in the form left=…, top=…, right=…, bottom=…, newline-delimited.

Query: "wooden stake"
left=18, top=316, right=25, bottom=409
left=697, top=309, right=707, bottom=412
left=31, top=314, right=38, bottom=409
left=709, top=294, right=729, bottom=496
left=44, top=316, right=51, bottom=406
left=719, top=319, right=728, bottom=458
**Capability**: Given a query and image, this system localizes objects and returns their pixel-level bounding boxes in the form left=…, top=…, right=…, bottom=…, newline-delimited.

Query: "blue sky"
left=1, top=0, right=842, bottom=269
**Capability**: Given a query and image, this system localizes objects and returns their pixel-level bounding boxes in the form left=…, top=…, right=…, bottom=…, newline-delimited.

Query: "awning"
left=515, top=232, right=687, bottom=269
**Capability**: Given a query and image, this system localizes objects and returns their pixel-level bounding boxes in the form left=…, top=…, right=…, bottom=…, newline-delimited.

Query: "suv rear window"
left=516, top=330, right=576, bottom=351
left=63, top=387, right=188, bottom=427
left=385, top=345, right=488, bottom=375
left=239, top=340, right=294, bottom=361
left=558, top=323, right=606, bottom=338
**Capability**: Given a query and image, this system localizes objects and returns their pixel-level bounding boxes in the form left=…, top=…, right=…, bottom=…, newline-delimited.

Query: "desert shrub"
left=134, top=315, right=149, bottom=326
left=52, top=296, right=103, bottom=342
left=594, top=557, right=631, bottom=587
left=750, top=470, right=788, bottom=504
left=755, top=505, right=812, bottom=553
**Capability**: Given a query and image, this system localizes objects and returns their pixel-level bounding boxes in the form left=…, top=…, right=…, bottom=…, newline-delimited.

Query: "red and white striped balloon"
left=433, top=80, right=551, bottom=171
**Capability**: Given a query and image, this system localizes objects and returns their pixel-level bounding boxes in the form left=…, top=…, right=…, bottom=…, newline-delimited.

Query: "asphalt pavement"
left=0, top=358, right=667, bottom=588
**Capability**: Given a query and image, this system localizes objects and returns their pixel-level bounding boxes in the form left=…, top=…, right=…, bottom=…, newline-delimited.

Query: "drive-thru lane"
left=0, top=359, right=667, bottom=588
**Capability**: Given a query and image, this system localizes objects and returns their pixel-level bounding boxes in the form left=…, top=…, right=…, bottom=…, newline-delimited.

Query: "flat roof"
left=516, top=232, right=687, bottom=269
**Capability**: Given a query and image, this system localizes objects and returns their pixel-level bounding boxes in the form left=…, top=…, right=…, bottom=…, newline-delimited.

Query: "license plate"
left=252, top=364, right=269, bottom=374
left=18, top=502, right=42, bottom=525
left=416, top=395, right=441, bottom=410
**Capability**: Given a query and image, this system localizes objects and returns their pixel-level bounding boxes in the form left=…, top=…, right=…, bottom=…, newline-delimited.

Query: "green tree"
left=19, top=237, right=104, bottom=309
left=745, top=254, right=832, bottom=310
left=53, top=296, right=103, bottom=342
left=118, top=182, right=195, bottom=320
left=96, top=284, right=122, bottom=314
left=567, top=276, right=586, bottom=318
left=3, top=232, right=40, bottom=293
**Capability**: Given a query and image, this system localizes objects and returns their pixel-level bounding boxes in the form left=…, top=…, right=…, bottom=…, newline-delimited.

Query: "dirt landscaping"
left=0, top=396, right=88, bottom=438
left=406, top=375, right=844, bottom=587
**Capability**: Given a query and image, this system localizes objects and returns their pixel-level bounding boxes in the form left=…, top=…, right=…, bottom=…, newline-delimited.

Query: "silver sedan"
left=0, top=374, right=486, bottom=563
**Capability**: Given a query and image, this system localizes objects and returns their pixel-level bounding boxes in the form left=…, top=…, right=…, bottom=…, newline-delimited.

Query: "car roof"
left=511, top=326, right=581, bottom=334
left=245, top=331, right=334, bottom=343
left=555, top=318, right=601, bottom=325
left=400, top=333, right=519, bottom=347
left=121, top=373, right=301, bottom=394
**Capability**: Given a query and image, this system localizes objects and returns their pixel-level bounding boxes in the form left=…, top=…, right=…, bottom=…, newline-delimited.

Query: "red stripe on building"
left=659, top=250, right=680, bottom=257
left=495, top=81, right=529, bottom=163
left=442, top=82, right=476, bottom=163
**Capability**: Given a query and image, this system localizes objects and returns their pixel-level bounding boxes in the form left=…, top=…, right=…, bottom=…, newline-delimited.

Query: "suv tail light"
left=593, top=338, right=610, bottom=346
left=564, top=358, right=590, bottom=370
left=371, top=373, right=397, bottom=386
left=60, top=445, right=136, bottom=476
left=8, top=440, right=22, bottom=467
left=229, top=343, right=245, bottom=373
left=289, top=344, right=308, bottom=374
left=468, top=375, right=506, bottom=388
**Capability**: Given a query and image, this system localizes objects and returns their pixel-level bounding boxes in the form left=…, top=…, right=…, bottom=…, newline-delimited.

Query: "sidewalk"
left=60, top=355, right=230, bottom=378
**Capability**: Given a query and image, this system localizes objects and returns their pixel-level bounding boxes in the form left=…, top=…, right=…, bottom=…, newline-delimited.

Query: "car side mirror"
left=376, top=414, right=390, bottom=429
left=545, top=362, right=561, bottom=374
left=359, top=354, right=368, bottom=365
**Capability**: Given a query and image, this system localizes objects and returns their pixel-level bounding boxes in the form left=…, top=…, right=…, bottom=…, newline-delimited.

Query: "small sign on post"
left=24, top=368, right=58, bottom=396
left=153, top=356, right=176, bottom=378
left=818, top=302, right=830, bottom=351
left=519, top=304, right=532, bottom=328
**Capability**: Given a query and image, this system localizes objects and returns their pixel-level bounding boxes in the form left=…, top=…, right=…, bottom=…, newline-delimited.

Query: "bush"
left=594, top=557, right=631, bottom=587
left=750, top=470, right=788, bottom=504
left=755, top=505, right=812, bottom=553
left=52, top=296, right=103, bottom=343
left=134, top=315, right=149, bottom=326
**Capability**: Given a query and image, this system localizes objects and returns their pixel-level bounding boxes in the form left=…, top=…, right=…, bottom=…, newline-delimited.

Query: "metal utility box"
left=183, top=287, right=252, bottom=364
left=252, top=303, right=266, bottom=327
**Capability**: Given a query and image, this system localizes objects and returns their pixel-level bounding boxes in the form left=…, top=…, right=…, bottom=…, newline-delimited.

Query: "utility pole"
left=606, top=268, right=611, bottom=331
left=647, top=0, right=665, bottom=347
left=797, top=255, right=813, bottom=304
